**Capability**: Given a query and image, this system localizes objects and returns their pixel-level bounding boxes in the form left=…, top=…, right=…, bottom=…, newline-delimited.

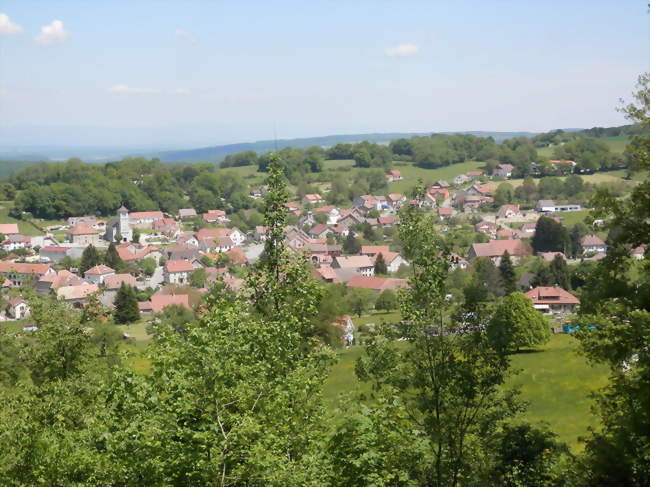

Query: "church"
left=104, top=206, right=133, bottom=242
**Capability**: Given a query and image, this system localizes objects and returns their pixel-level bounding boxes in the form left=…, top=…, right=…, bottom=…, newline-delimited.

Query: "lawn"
left=536, top=136, right=629, bottom=160
left=556, top=209, right=591, bottom=227
left=388, top=161, right=485, bottom=194
left=324, top=333, right=609, bottom=451
left=0, top=202, right=45, bottom=236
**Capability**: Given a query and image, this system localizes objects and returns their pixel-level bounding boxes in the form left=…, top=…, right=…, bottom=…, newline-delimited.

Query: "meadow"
left=323, top=333, right=609, bottom=451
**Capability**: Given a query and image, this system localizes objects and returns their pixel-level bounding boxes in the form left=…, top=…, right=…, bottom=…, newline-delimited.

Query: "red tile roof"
left=0, top=224, right=19, bottom=234
left=130, top=211, right=164, bottom=220
left=346, top=276, right=409, bottom=291
left=67, top=223, right=97, bottom=235
left=470, top=239, right=530, bottom=258
left=104, top=273, right=137, bottom=289
left=165, top=260, right=194, bottom=273
left=0, top=262, right=52, bottom=275
left=361, top=245, right=390, bottom=256
left=150, top=294, right=191, bottom=313
left=84, top=264, right=115, bottom=275
left=525, top=286, right=580, bottom=305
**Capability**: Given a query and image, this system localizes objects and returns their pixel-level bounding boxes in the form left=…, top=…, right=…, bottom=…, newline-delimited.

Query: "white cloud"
left=384, top=43, right=419, bottom=57
left=0, top=13, right=23, bottom=35
left=35, top=19, right=69, bottom=46
left=174, top=88, right=192, bottom=95
left=175, top=27, right=198, bottom=44
left=108, top=84, right=162, bottom=94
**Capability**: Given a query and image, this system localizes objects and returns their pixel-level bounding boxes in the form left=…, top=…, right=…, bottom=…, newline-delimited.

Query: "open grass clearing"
left=324, top=333, right=608, bottom=451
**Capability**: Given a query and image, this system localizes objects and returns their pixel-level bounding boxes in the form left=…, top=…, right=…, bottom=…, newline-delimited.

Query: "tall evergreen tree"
left=79, top=244, right=101, bottom=274
left=531, top=216, right=569, bottom=253
left=498, top=250, right=517, bottom=294
left=343, top=231, right=361, bottom=254
left=104, top=241, right=123, bottom=271
left=549, top=254, right=571, bottom=290
left=374, top=252, right=388, bottom=275
left=113, top=283, right=139, bottom=324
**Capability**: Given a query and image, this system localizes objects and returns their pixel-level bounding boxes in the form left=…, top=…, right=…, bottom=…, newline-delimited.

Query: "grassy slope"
left=324, top=333, right=608, bottom=450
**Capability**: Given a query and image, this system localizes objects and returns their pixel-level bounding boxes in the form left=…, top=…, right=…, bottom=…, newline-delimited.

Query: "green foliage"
left=104, top=241, right=123, bottom=271
left=113, top=283, right=140, bottom=324
left=138, top=257, right=157, bottom=277
left=355, top=192, right=519, bottom=484
left=375, top=289, right=397, bottom=312
left=343, top=231, right=361, bottom=254
left=488, top=292, right=550, bottom=353
left=347, top=288, right=376, bottom=317
left=498, top=250, right=517, bottom=294
left=532, top=216, right=568, bottom=254
left=374, top=252, right=388, bottom=275
left=189, top=268, right=207, bottom=288
left=79, top=244, right=101, bottom=275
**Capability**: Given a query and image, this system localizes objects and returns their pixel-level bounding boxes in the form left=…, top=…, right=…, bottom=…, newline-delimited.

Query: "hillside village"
left=0, top=156, right=637, bottom=338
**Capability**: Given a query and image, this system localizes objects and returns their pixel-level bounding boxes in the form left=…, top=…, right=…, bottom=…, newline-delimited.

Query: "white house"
left=84, top=265, right=116, bottom=285
left=581, top=234, right=607, bottom=254
left=164, top=260, right=194, bottom=284
left=494, top=163, right=514, bottom=178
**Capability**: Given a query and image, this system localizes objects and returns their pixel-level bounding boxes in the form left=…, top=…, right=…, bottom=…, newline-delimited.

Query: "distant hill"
left=154, top=131, right=539, bottom=163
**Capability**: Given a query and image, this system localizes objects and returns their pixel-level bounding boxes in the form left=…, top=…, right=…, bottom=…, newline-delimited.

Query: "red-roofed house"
left=525, top=286, right=580, bottom=315
left=468, top=239, right=531, bottom=265
left=0, top=224, right=19, bottom=235
left=333, top=255, right=375, bottom=277
left=103, top=273, right=138, bottom=290
left=475, top=221, right=497, bottom=238
left=466, top=170, right=484, bottom=179
left=386, top=170, right=402, bottom=182
left=346, top=275, right=409, bottom=291
left=302, top=194, right=325, bottom=205
left=361, top=245, right=390, bottom=258
left=202, top=209, right=228, bottom=223
left=494, top=164, right=514, bottom=178
left=84, top=264, right=116, bottom=284
left=580, top=234, right=607, bottom=254
left=315, top=265, right=340, bottom=284
left=57, top=283, right=99, bottom=306
left=164, top=260, right=194, bottom=284
left=309, top=223, right=331, bottom=239
left=497, top=204, right=522, bottom=219
left=149, top=294, right=191, bottom=313
left=67, top=223, right=100, bottom=246
left=438, top=207, right=454, bottom=220
left=0, top=262, right=54, bottom=286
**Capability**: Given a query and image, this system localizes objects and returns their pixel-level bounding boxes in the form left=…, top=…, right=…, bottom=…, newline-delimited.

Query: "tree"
left=347, top=287, right=376, bottom=317
left=488, top=292, right=550, bottom=353
left=549, top=254, right=571, bottom=290
left=475, top=257, right=504, bottom=297
left=531, top=216, right=568, bottom=253
left=132, top=227, right=141, bottom=243
left=572, top=73, right=650, bottom=485
left=374, top=252, right=388, bottom=275
left=494, top=182, right=514, bottom=206
left=343, top=231, right=361, bottom=254
left=138, top=257, right=157, bottom=277
left=353, top=148, right=372, bottom=168
left=147, top=304, right=196, bottom=339
left=79, top=244, right=100, bottom=274
left=355, top=185, right=517, bottom=485
left=113, top=283, right=140, bottom=324
left=189, top=268, right=207, bottom=288
left=498, top=250, right=517, bottom=294
left=104, top=241, right=123, bottom=271
left=375, top=289, right=397, bottom=312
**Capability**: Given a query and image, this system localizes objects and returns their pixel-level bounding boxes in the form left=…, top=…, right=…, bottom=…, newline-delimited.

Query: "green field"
left=485, top=171, right=635, bottom=192
left=324, top=334, right=609, bottom=450
left=0, top=202, right=45, bottom=236
left=537, top=136, right=629, bottom=160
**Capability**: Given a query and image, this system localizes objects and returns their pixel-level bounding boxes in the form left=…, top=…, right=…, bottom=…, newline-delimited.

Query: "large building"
left=104, top=206, right=133, bottom=242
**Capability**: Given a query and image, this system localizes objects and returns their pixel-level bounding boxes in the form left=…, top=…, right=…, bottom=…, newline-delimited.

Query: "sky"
left=0, top=0, right=649, bottom=148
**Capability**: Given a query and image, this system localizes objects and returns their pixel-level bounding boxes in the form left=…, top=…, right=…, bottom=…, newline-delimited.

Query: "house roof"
left=438, top=207, right=453, bottom=216
left=310, top=223, right=330, bottom=236
left=130, top=211, right=164, bottom=220
left=387, top=193, right=404, bottom=201
left=346, top=275, right=409, bottom=291
left=104, top=273, right=137, bottom=289
left=525, top=286, right=580, bottom=305
left=0, top=262, right=52, bottom=275
left=335, top=255, right=374, bottom=269
left=0, top=223, right=19, bottom=234
left=581, top=234, right=606, bottom=247
left=378, top=216, right=395, bottom=225
left=150, top=294, right=191, bottom=313
left=467, top=170, right=483, bottom=176
left=314, top=205, right=335, bottom=213
left=470, top=239, right=529, bottom=258
left=84, top=264, right=115, bottom=276
left=303, top=193, right=324, bottom=201
left=57, top=283, right=99, bottom=301
left=67, top=223, right=98, bottom=235
left=165, top=260, right=194, bottom=273
left=178, top=208, right=197, bottom=218
left=361, top=245, right=390, bottom=256
left=195, top=228, right=231, bottom=240
left=497, top=204, right=520, bottom=217
left=316, top=265, right=340, bottom=283
left=39, top=269, right=84, bottom=290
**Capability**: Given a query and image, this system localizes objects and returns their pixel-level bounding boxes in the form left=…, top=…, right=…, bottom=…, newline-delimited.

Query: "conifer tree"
left=498, top=250, right=517, bottom=294
left=343, top=231, right=361, bottom=254
left=374, top=252, right=388, bottom=275
left=104, top=241, right=123, bottom=271
left=113, top=283, right=139, bottom=324
left=79, top=244, right=101, bottom=274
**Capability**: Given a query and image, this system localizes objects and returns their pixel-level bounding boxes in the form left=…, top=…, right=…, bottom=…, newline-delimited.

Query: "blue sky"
left=0, top=1, right=648, bottom=147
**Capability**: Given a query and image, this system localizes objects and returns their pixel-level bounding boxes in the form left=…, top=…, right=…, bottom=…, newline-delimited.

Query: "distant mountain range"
left=152, top=131, right=540, bottom=163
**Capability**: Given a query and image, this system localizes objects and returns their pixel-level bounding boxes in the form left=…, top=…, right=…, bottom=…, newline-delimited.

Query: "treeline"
left=8, top=157, right=254, bottom=220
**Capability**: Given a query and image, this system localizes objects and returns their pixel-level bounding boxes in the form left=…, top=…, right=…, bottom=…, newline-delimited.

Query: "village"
left=0, top=161, right=628, bottom=340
